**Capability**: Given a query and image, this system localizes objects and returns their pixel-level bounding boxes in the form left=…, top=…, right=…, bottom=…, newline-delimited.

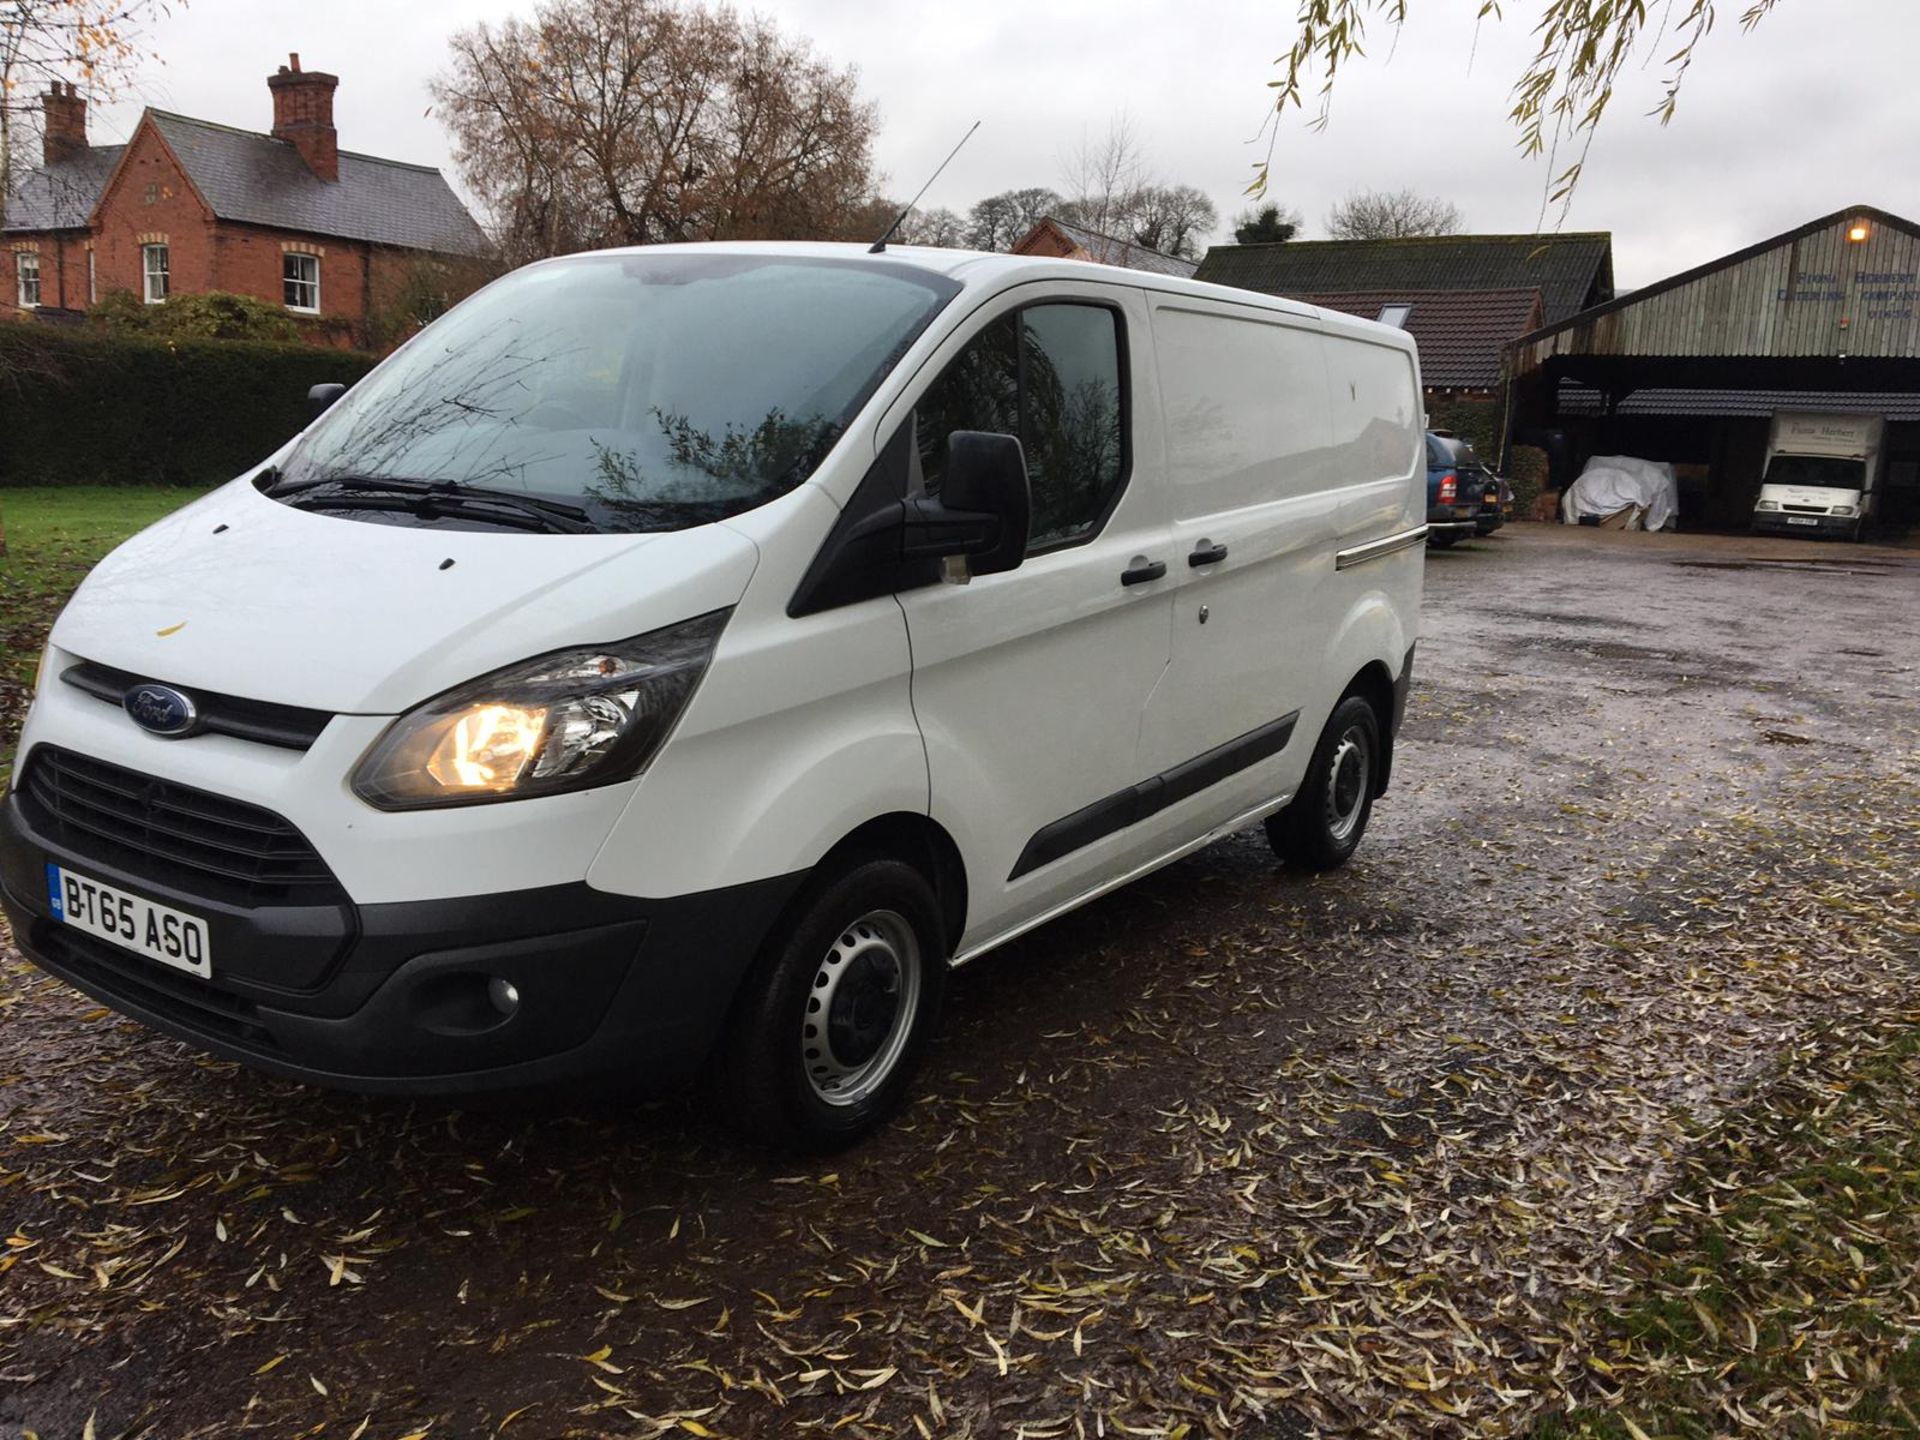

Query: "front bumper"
left=1751, top=511, right=1857, bottom=538
left=0, top=792, right=802, bottom=1095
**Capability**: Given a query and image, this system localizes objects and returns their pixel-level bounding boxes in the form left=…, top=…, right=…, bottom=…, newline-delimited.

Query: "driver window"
left=912, top=303, right=1127, bottom=552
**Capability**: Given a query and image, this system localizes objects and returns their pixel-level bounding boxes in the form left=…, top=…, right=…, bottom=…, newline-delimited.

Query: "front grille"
left=31, top=920, right=282, bottom=1054
left=19, top=746, right=346, bottom=907
left=62, top=660, right=333, bottom=751
left=1783, top=505, right=1830, bottom=515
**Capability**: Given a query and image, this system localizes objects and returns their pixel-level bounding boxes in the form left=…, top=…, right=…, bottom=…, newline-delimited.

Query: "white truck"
left=1751, top=411, right=1884, bottom=541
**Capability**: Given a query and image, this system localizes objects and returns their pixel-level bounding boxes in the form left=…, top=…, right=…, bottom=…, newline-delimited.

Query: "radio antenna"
left=869, top=120, right=981, bottom=254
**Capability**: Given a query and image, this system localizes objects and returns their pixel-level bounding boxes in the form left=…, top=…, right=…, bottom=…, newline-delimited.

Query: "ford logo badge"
left=124, top=683, right=200, bottom=738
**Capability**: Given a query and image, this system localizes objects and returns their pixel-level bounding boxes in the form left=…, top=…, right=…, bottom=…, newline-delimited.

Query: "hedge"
left=0, top=324, right=378, bottom=488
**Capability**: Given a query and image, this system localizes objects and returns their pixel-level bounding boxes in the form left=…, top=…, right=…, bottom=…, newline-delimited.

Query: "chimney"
left=43, top=82, right=88, bottom=166
left=267, top=52, right=339, bottom=182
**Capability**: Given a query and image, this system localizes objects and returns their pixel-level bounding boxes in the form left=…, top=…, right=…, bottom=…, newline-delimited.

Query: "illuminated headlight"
left=1831, top=505, right=1858, bottom=518
left=352, top=610, right=730, bottom=809
left=1755, top=500, right=1780, bottom=511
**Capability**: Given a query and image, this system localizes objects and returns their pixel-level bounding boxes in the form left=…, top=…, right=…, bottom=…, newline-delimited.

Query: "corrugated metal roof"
left=3, top=146, right=125, bottom=232
left=1556, top=383, right=1920, bottom=421
left=1015, top=216, right=1198, bottom=278
left=1513, top=205, right=1920, bottom=370
left=1194, top=232, right=1613, bottom=326
left=149, top=112, right=488, bottom=255
left=1294, top=288, right=1543, bottom=391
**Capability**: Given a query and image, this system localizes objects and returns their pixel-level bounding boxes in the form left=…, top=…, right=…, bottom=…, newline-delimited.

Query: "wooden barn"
left=1506, top=205, right=1920, bottom=533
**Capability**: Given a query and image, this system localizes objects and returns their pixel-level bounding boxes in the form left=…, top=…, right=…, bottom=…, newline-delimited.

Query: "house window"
left=143, top=244, right=170, bottom=304
left=1376, top=303, right=1413, bottom=329
left=283, top=253, right=320, bottom=313
left=16, top=252, right=41, bottom=309
left=88, top=248, right=96, bottom=304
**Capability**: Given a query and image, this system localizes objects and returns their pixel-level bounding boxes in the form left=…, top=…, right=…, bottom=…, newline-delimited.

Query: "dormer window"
left=1376, top=302, right=1413, bottom=329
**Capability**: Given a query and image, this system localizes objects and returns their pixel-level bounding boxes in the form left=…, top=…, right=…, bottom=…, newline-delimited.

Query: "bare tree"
left=1233, top=202, right=1302, bottom=244
left=1325, top=187, right=1463, bottom=240
left=965, top=187, right=1061, bottom=251
left=898, top=206, right=966, bottom=247
left=1057, top=116, right=1148, bottom=242
left=1127, top=184, right=1218, bottom=260
left=0, top=0, right=173, bottom=230
left=432, top=0, right=879, bottom=263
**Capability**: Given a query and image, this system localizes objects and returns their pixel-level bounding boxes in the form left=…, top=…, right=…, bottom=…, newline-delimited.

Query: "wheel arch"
left=816, top=812, right=969, bottom=956
left=1341, top=659, right=1399, bottom=798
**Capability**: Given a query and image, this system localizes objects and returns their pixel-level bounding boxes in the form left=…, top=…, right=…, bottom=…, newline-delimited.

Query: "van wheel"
left=1265, top=694, right=1380, bottom=871
left=713, top=857, right=946, bottom=1152
left=1428, top=533, right=1458, bottom=550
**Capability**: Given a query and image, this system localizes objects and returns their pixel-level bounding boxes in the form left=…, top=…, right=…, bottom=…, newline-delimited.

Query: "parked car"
left=1426, top=430, right=1487, bottom=547
left=1476, top=470, right=1515, bottom=535
left=0, top=243, right=1426, bottom=1150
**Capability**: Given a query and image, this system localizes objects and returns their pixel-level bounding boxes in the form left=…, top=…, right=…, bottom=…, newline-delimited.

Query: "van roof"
left=549, top=241, right=1418, bottom=349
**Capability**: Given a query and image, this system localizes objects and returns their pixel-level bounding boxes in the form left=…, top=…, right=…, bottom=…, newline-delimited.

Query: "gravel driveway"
left=3, top=524, right=1916, bottom=1439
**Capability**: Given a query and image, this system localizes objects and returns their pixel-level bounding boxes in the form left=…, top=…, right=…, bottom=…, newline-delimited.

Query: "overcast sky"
left=77, top=0, right=1920, bottom=290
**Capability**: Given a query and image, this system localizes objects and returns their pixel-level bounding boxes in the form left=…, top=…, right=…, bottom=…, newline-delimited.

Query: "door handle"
left=1120, top=559, right=1167, bottom=586
left=1188, top=542, right=1229, bottom=567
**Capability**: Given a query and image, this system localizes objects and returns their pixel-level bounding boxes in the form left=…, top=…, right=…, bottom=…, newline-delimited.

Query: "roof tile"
left=1295, top=288, right=1544, bottom=390
left=1195, top=233, right=1612, bottom=326
left=148, top=112, right=488, bottom=255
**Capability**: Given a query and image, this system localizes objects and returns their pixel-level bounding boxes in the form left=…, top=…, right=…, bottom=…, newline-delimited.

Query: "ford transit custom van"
left=0, top=244, right=1426, bottom=1149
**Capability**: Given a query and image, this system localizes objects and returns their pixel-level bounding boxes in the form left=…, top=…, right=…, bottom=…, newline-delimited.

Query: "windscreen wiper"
left=264, top=475, right=600, bottom=533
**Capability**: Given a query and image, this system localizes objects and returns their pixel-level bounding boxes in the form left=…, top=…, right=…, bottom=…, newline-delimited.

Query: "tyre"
left=1265, top=693, right=1381, bottom=871
left=713, top=857, right=947, bottom=1151
left=1428, top=532, right=1459, bottom=550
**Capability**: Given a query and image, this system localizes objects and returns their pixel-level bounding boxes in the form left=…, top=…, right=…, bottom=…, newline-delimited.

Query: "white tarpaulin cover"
left=1562, top=455, right=1680, bottom=531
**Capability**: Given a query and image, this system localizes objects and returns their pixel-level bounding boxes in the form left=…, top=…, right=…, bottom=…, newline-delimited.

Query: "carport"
left=1506, top=204, right=1920, bottom=532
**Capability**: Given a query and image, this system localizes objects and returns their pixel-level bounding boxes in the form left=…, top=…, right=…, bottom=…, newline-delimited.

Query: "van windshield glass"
left=274, top=253, right=958, bottom=533
left=1765, top=455, right=1865, bottom=490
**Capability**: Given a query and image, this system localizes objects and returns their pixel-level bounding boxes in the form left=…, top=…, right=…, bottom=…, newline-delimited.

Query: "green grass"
left=1533, top=1017, right=1920, bottom=1438
left=0, top=486, right=212, bottom=780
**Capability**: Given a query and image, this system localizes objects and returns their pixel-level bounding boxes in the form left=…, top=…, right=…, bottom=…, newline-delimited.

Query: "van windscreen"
left=1764, top=455, right=1865, bottom=490
left=274, top=253, right=959, bottom=533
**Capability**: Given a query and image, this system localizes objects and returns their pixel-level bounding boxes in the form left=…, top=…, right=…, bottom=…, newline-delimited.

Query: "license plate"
left=46, top=864, right=212, bottom=978
left=1786, top=516, right=1819, bottom=526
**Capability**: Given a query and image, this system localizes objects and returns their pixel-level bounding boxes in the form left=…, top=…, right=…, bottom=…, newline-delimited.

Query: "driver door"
left=891, top=286, right=1175, bottom=954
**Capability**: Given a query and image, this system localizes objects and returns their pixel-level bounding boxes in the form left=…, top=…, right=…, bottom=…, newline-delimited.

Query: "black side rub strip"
left=1008, top=710, right=1300, bottom=880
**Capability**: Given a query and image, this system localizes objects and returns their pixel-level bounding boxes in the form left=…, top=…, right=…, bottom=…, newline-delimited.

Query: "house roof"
left=1295, top=288, right=1544, bottom=391
left=1194, top=232, right=1613, bottom=326
left=3, top=145, right=126, bottom=232
left=146, top=111, right=488, bottom=255
left=1014, top=216, right=1198, bottom=278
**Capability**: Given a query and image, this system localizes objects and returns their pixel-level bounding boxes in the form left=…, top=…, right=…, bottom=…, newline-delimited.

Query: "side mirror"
left=900, top=431, right=1032, bottom=576
left=307, top=382, right=347, bottom=422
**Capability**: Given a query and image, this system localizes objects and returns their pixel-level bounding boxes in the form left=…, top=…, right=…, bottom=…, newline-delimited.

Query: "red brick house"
left=2, top=55, right=488, bottom=344
left=1011, top=215, right=1199, bottom=279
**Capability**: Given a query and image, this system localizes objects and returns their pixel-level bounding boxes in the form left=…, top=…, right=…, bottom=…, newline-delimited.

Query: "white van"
left=1751, top=411, right=1885, bottom=541
left=0, top=244, right=1424, bottom=1148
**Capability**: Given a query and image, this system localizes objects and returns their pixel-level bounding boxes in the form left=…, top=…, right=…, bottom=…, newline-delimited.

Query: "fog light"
left=488, top=977, right=521, bottom=1016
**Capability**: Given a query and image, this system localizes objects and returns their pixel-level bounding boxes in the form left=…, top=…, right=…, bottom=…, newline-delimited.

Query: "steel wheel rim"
left=1323, top=726, right=1371, bottom=844
left=802, top=908, right=922, bottom=1107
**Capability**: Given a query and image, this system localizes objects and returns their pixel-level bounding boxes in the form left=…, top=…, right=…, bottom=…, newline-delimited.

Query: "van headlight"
left=1755, top=500, right=1780, bottom=511
left=352, top=610, right=730, bottom=809
left=1831, top=504, right=1858, bottom=518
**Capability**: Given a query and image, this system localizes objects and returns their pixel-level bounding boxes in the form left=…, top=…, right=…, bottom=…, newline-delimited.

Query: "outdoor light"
left=1848, top=222, right=1870, bottom=243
